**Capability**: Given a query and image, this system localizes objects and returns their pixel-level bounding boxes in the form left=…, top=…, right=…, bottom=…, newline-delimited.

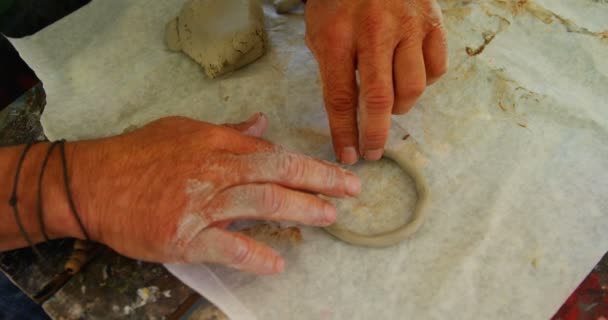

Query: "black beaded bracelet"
left=36, top=141, right=59, bottom=242
left=9, top=142, right=44, bottom=260
left=57, top=140, right=91, bottom=241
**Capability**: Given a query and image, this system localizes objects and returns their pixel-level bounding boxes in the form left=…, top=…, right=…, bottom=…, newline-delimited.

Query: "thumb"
left=223, top=112, right=269, bottom=137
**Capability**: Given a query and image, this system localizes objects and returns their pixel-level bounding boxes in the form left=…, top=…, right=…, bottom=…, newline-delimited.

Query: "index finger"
left=357, top=34, right=395, bottom=161
left=236, top=150, right=361, bottom=198
left=312, top=32, right=359, bottom=165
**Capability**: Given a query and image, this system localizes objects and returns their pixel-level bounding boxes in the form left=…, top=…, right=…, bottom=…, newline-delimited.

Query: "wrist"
left=61, top=139, right=107, bottom=244
left=43, top=142, right=88, bottom=240
left=47, top=140, right=106, bottom=243
left=15, top=142, right=98, bottom=242
left=1, top=143, right=73, bottom=248
left=28, top=142, right=84, bottom=241
left=0, top=141, right=103, bottom=251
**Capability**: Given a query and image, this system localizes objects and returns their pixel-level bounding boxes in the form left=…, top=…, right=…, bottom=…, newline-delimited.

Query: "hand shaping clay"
left=323, top=141, right=430, bottom=248
left=165, top=0, right=267, bottom=78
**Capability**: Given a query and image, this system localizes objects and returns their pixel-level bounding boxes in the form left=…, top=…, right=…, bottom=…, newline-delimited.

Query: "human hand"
left=305, top=0, right=447, bottom=164
left=68, top=114, right=361, bottom=274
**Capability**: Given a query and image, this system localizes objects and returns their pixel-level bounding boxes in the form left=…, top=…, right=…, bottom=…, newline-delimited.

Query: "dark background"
left=0, top=0, right=90, bottom=110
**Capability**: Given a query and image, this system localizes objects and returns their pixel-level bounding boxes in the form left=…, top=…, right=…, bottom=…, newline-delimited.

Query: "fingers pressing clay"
left=237, top=151, right=362, bottom=198
left=357, top=41, right=395, bottom=161
left=316, top=46, right=359, bottom=165
left=166, top=0, right=267, bottom=78
left=324, top=140, right=430, bottom=248
left=207, top=184, right=336, bottom=226
left=305, top=14, right=359, bottom=165
left=183, top=227, right=284, bottom=274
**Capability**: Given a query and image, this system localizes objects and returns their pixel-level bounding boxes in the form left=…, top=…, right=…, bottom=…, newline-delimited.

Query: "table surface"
left=0, top=84, right=606, bottom=320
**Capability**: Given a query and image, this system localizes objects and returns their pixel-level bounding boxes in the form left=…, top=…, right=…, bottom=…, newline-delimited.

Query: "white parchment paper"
left=9, top=0, right=608, bottom=319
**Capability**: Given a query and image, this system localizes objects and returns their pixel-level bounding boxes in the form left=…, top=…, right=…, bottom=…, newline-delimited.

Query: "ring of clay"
left=323, top=148, right=430, bottom=248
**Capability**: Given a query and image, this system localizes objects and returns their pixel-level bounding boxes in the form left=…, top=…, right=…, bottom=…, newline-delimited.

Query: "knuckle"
left=361, top=13, right=385, bottom=38
left=231, top=238, right=253, bottom=265
left=261, top=185, right=285, bottom=214
left=398, top=17, right=425, bottom=42
left=325, top=88, right=357, bottom=114
left=359, top=27, right=393, bottom=50
left=308, top=20, right=351, bottom=53
left=428, top=20, right=445, bottom=32
left=212, top=156, right=241, bottom=182
left=398, top=81, right=426, bottom=99
left=205, top=126, right=230, bottom=145
left=424, top=3, right=445, bottom=31
left=396, top=15, right=414, bottom=29
left=362, top=87, right=394, bottom=113
left=280, top=153, right=306, bottom=182
left=323, top=166, right=337, bottom=187
left=364, top=130, right=388, bottom=144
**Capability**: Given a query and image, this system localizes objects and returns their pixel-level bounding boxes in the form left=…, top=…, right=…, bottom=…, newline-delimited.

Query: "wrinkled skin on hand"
left=71, top=114, right=361, bottom=274
left=305, top=0, right=448, bottom=164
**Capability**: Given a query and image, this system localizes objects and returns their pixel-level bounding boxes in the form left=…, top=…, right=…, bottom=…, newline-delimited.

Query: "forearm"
left=0, top=143, right=80, bottom=251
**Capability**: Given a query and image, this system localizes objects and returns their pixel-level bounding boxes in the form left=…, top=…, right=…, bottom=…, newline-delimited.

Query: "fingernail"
left=345, top=173, right=361, bottom=196
left=322, top=203, right=337, bottom=225
left=340, top=147, right=358, bottom=165
left=364, top=148, right=384, bottom=161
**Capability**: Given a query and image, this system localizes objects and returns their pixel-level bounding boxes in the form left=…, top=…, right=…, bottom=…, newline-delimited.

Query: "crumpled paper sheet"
left=9, top=0, right=608, bottom=318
